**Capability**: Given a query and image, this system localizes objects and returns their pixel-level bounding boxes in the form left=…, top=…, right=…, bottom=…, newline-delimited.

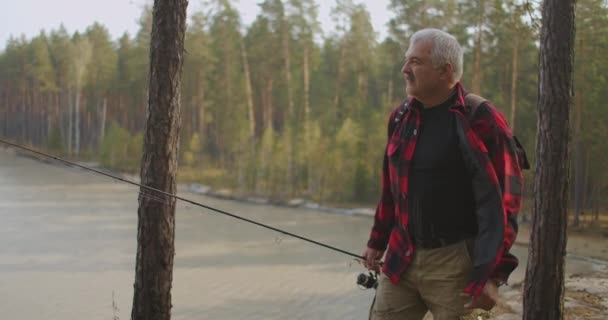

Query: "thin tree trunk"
left=197, top=82, right=206, bottom=155
left=304, top=45, right=311, bottom=124
left=387, top=79, right=393, bottom=107
left=282, top=22, right=294, bottom=123
left=240, top=36, right=255, bottom=192
left=510, top=36, right=519, bottom=131
left=573, top=38, right=585, bottom=227
left=75, top=88, right=81, bottom=157
left=471, top=0, right=484, bottom=94
left=573, top=91, right=583, bottom=227
left=100, top=97, right=107, bottom=147
left=333, top=45, right=345, bottom=126
left=68, top=87, right=73, bottom=156
left=583, top=150, right=591, bottom=220
left=131, top=0, right=188, bottom=319
left=265, top=78, right=274, bottom=131
left=240, top=37, right=255, bottom=140
left=282, top=17, right=295, bottom=195
left=304, top=45, right=313, bottom=194
left=592, top=182, right=600, bottom=221
left=522, top=0, right=575, bottom=319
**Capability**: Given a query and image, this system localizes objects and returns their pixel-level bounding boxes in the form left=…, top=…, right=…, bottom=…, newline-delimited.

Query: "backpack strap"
left=464, top=93, right=530, bottom=170
left=464, top=93, right=487, bottom=121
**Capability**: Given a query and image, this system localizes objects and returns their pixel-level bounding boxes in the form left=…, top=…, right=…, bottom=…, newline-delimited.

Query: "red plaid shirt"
left=367, top=83, right=524, bottom=297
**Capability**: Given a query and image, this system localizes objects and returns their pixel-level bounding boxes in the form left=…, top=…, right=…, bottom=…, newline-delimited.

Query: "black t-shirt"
left=408, top=97, right=477, bottom=241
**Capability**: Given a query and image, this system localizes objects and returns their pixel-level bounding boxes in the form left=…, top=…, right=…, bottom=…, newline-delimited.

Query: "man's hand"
left=462, top=280, right=500, bottom=311
left=362, top=247, right=384, bottom=272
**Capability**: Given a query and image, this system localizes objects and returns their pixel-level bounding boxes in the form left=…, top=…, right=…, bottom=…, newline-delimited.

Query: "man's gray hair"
left=410, top=28, right=464, bottom=82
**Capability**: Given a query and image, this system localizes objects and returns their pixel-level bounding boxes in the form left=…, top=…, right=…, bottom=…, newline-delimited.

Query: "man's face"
left=401, top=41, right=444, bottom=100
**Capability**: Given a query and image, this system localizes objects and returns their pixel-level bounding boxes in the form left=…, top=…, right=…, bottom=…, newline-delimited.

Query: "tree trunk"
left=510, top=36, right=519, bottom=131
left=68, top=87, right=73, bottom=156
left=592, top=182, right=600, bottom=221
left=100, top=97, right=107, bottom=148
left=573, top=38, right=585, bottom=227
left=304, top=45, right=313, bottom=194
left=264, top=78, right=274, bottom=131
left=387, top=78, right=393, bottom=107
left=240, top=37, right=255, bottom=192
left=75, top=88, right=81, bottom=157
left=197, top=83, right=206, bottom=154
left=573, top=91, right=584, bottom=227
left=130, top=1, right=188, bottom=320
left=240, top=37, right=255, bottom=140
left=471, top=0, right=484, bottom=94
left=522, top=1, right=575, bottom=319
left=333, top=45, right=345, bottom=127
left=282, top=17, right=295, bottom=195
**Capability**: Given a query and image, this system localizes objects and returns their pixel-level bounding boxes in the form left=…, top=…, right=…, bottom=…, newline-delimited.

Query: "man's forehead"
left=404, top=41, right=432, bottom=58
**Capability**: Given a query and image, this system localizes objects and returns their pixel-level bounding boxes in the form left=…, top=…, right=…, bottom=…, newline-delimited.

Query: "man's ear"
left=439, top=63, right=454, bottom=80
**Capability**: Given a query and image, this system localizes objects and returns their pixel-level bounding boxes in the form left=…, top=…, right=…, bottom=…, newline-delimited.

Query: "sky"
left=1, top=0, right=394, bottom=50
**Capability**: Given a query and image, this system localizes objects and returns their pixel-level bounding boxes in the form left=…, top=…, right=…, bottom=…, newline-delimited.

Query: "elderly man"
left=362, top=28, right=525, bottom=319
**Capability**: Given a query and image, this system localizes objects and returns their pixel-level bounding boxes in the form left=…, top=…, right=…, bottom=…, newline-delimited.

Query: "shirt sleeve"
left=474, top=104, right=524, bottom=285
left=367, top=109, right=399, bottom=251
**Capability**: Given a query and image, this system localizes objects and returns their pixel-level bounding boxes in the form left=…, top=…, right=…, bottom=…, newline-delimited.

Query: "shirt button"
left=405, top=250, right=411, bottom=257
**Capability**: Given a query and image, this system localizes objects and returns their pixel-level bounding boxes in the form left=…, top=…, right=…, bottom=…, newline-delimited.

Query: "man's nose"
left=401, top=63, right=410, bottom=74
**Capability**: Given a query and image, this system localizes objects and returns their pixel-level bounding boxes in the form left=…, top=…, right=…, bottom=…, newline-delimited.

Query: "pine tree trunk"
left=282, top=17, right=295, bottom=195
left=333, top=45, right=345, bottom=127
left=522, top=0, right=575, bottom=319
left=240, top=37, right=255, bottom=140
left=265, top=79, right=274, bottom=131
left=197, top=81, right=206, bottom=155
left=75, top=89, right=81, bottom=157
left=471, top=0, right=484, bottom=93
left=510, top=36, right=519, bottom=131
left=68, top=87, right=73, bottom=156
left=573, top=39, right=585, bottom=227
left=100, top=97, right=107, bottom=148
left=130, top=1, right=188, bottom=319
left=304, top=45, right=313, bottom=195
left=573, top=91, right=583, bottom=227
left=387, top=79, right=393, bottom=107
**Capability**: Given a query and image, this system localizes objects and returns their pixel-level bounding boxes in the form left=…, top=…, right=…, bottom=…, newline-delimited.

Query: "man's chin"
left=406, top=87, right=417, bottom=98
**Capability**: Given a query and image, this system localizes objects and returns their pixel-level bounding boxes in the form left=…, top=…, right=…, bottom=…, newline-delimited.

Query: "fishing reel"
left=356, top=271, right=378, bottom=289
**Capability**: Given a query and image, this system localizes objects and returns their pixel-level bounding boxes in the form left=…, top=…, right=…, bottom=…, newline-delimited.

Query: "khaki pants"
left=370, top=241, right=473, bottom=320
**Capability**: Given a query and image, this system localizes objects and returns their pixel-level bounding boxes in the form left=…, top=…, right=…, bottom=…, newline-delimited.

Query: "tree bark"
left=387, top=78, right=393, bottom=107
left=100, top=97, right=107, bottom=148
left=240, top=37, right=255, bottom=140
left=573, top=90, right=584, bottom=227
left=573, top=38, right=585, bottom=227
left=471, top=0, right=484, bottom=94
left=75, top=88, right=81, bottom=157
left=333, top=44, right=345, bottom=127
left=264, top=78, right=274, bottom=131
left=68, top=87, right=73, bottom=156
left=131, top=1, right=188, bottom=320
left=304, top=45, right=313, bottom=194
left=196, top=75, right=206, bottom=155
left=522, top=0, right=575, bottom=319
left=510, top=36, right=519, bottom=131
left=282, top=17, right=296, bottom=195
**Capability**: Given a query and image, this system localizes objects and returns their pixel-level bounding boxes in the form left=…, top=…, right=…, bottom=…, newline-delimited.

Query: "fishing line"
left=0, top=139, right=367, bottom=261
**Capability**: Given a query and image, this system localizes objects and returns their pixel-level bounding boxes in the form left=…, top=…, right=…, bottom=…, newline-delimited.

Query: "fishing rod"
left=0, top=138, right=368, bottom=263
